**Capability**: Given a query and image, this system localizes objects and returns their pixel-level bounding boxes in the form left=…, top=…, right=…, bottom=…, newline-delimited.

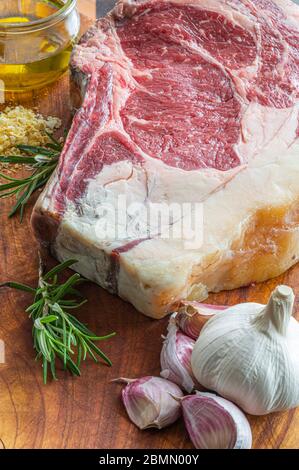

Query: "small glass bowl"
left=0, top=0, right=80, bottom=93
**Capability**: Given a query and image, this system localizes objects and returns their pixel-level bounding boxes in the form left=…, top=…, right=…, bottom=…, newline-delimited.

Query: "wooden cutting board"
left=0, top=16, right=299, bottom=451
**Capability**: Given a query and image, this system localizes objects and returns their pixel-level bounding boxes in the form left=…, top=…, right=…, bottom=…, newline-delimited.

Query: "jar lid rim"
left=0, top=0, right=77, bottom=33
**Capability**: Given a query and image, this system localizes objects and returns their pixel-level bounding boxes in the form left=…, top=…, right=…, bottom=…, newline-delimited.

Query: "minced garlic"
left=0, top=105, right=61, bottom=172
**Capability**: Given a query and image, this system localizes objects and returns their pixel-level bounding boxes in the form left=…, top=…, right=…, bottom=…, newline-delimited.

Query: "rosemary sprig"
left=0, top=133, right=62, bottom=221
left=0, top=259, right=115, bottom=384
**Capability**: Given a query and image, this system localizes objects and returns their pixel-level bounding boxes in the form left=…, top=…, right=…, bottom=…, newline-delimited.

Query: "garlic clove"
left=116, top=376, right=183, bottom=430
left=181, top=392, right=252, bottom=449
left=175, top=301, right=228, bottom=339
left=205, top=393, right=252, bottom=449
left=160, top=321, right=200, bottom=393
left=191, top=285, right=299, bottom=415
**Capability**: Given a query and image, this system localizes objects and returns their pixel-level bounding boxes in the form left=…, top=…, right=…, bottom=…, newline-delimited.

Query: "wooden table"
left=0, top=13, right=299, bottom=451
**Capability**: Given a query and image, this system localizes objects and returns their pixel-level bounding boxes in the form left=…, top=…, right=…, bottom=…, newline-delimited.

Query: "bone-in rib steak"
left=32, top=0, right=299, bottom=318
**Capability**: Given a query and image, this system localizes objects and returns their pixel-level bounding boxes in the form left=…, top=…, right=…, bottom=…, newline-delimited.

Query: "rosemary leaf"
left=0, top=156, right=37, bottom=164
left=16, top=144, right=57, bottom=155
left=44, top=131, right=63, bottom=151
left=43, top=259, right=78, bottom=280
left=0, top=281, right=36, bottom=293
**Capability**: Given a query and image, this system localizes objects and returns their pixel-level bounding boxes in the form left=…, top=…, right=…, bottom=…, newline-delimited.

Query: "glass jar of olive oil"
left=0, top=0, right=80, bottom=92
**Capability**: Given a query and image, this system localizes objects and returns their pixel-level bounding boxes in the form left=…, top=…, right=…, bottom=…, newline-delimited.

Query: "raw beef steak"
left=32, top=0, right=299, bottom=318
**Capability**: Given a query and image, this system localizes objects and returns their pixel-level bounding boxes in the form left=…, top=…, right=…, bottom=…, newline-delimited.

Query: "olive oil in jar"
left=0, top=1, right=80, bottom=92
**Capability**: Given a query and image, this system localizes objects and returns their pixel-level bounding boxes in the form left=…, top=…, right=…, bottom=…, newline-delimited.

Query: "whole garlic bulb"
left=191, top=285, right=299, bottom=415
left=181, top=392, right=252, bottom=449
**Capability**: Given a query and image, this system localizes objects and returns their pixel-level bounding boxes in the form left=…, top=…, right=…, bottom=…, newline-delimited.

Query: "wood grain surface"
left=0, top=13, right=299, bottom=450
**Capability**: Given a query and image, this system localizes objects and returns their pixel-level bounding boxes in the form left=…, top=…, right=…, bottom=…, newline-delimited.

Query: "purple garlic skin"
left=120, top=376, right=183, bottom=430
left=181, top=392, right=252, bottom=449
left=176, top=302, right=228, bottom=339
left=160, top=321, right=200, bottom=393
